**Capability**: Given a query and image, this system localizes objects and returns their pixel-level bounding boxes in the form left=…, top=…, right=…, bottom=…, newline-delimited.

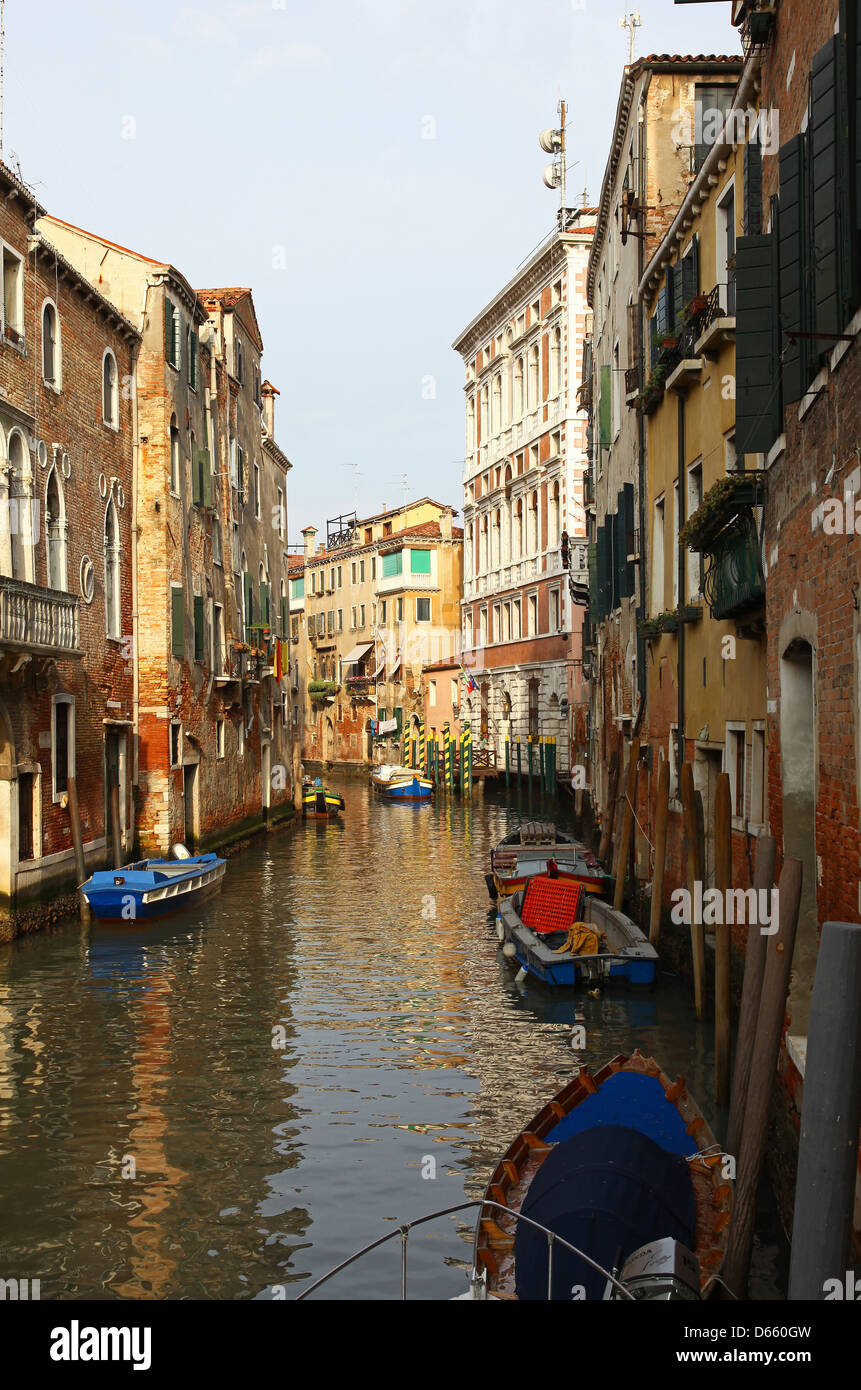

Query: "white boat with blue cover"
left=80, top=845, right=226, bottom=922
left=369, top=764, right=433, bottom=801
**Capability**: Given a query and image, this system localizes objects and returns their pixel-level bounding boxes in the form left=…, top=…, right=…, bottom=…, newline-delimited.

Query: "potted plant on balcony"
left=680, top=472, right=767, bottom=552
left=638, top=611, right=679, bottom=640
left=684, top=295, right=709, bottom=322
left=309, top=679, right=340, bottom=702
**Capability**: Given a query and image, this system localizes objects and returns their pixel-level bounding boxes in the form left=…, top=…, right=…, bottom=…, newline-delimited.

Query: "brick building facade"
left=0, top=163, right=139, bottom=934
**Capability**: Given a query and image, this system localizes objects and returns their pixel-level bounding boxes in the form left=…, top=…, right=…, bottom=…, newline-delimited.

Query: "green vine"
left=680, top=473, right=766, bottom=552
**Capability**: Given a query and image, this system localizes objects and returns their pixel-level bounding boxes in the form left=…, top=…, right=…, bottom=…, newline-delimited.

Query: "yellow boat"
left=302, top=783, right=345, bottom=820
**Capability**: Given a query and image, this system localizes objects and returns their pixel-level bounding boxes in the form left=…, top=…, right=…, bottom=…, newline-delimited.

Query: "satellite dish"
left=539, top=128, right=562, bottom=154
left=542, top=163, right=562, bottom=190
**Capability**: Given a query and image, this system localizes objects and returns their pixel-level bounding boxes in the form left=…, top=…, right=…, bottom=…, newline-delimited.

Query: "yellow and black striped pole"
left=443, top=720, right=452, bottom=791
left=462, top=721, right=472, bottom=797
left=418, top=717, right=425, bottom=774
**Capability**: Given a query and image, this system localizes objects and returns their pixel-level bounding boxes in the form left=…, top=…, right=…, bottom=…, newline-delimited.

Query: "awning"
left=341, top=642, right=374, bottom=666
left=389, top=654, right=401, bottom=678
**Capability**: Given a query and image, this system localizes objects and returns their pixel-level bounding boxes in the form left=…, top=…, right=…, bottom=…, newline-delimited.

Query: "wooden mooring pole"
left=714, top=771, right=732, bottom=1106
left=722, top=857, right=803, bottom=1299
left=788, top=920, right=861, bottom=1299
left=680, top=762, right=705, bottom=1019
left=725, top=835, right=777, bottom=1161
left=613, top=737, right=639, bottom=912
left=649, top=758, right=670, bottom=945
left=598, top=745, right=620, bottom=864
left=66, top=776, right=91, bottom=923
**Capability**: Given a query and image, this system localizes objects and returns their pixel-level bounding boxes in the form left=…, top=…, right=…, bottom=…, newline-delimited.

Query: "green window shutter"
left=587, top=539, right=599, bottom=623
left=382, top=551, right=403, bottom=578
left=735, top=232, right=780, bottom=454
left=410, top=548, right=431, bottom=574
left=649, top=310, right=659, bottom=369
left=621, top=483, right=636, bottom=599
left=171, top=587, right=185, bottom=659
left=656, top=282, right=669, bottom=339
left=810, top=35, right=853, bottom=340
left=290, top=576, right=304, bottom=600
left=672, top=261, right=684, bottom=334
left=778, top=135, right=810, bottom=404
left=394, top=707, right=402, bottom=735
left=164, top=299, right=175, bottom=365
left=744, top=138, right=763, bottom=236
left=595, top=524, right=610, bottom=620
left=243, top=572, right=254, bottom=639
left=191, top=333, right=199, bottom=390
left=201, top=450, right=213, bottom=508
left=193, top=595, right=205, bottom=662
left=598, top=364, right=612, bottom=446
left=682, top=237, right=700, bottom=309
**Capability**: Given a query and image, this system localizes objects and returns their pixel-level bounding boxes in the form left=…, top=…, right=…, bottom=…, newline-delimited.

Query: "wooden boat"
left=497, top=871, right=657, bottom=986
left=80, top=850, right=226, bottom=922
left=370, top=764, right=433, bottom=801
left=473, top=1052, right=732, bottom=1300
left=488, top=821, right=610, bottom=901
left=302, top=785, right=345, bottom=819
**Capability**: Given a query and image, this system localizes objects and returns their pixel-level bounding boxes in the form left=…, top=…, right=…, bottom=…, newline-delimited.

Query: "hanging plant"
left=680, top=472, right=767, bottom=552
left=638, top=612, right=679, bottom=639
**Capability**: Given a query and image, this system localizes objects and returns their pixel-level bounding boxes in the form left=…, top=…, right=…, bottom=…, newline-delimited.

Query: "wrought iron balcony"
left=0, top=577, right=81, bottom=657
left=702, top=510, right=765, bottom=620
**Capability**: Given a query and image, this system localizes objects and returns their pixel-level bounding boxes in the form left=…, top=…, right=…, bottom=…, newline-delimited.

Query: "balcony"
left=0, top=577, right=81, bottom=658
left=345, top=675, right=376, bottom=699
left=702, top=510, right=765, bottom=621
left=376, top=569, right=438, bottom=595
left=695, top=284, right=736, bottom=359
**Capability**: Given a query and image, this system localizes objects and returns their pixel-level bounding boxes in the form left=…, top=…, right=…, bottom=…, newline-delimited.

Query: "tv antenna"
left=342, top=461, right=363, bottom=514
left=618, top=7, right=642, bottom=67
left=539, top=98, right=568, bottom=211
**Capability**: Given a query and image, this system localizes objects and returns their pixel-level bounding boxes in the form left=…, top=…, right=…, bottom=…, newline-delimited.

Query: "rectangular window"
left=396, top=597, right=404, bottom=622
left=171, top=585, right=185, bottom=659
left=687, top=464, right=703, bottom=601
left=237, top=721, right=245, bottom=757
left=216, top=718, right=225, bottom=759
left=337, top=609, right=343, bottom=631
left=512, top=600, right=521, bottom=640
left=337, top=566, right=343, bottom=589
left=360, top=605, right=366, bottom=627
left=751, top=725, right=765, bottom=825
left=550, top=588, right=560, bottom=631
left=695, top=83, right=735, bottom=172
left=360, top=559, right=365, bottom=582
left=528, top=594, right=537, bottom=637
left=410, top=548, right=431, bottom=574
left=381, top=600, right=387, bottom=624
left=277, top=489, right=285, bottom=539
left=727, top=725, right=746, bottom=820
left=189, top=331, right=200, bottom=391
left=451, top=678, right=458, bottom=706
left=382, top=551, right=403, bottom=578
left=351, top=606, right=357, bottom=629
left=164, top=297, right=180, bottom=369
left=493, top=603, right=501, bottom=642
left=170, top=721, right=182, bottom=768
left=2, top=244, right=24, bottom=339
left=212, top=519, right=222, bottom=567
left=652, top=497, right=665, bottom=617
left=253, top=462, right=260, bottom=519
left=429, top=680, right=437, bottom=706
left=416, top=596, right=431, bottom=622
left=290, top=575, right=304, bottom=601
left=52, top=697, right=73, bottom=798
left=351, top=562, right=357, bottom=585
left=18, top=771, right=34, bottom=860
left=371, top=558, right=376, bottom=580
left=213, top=602, right=225, bottom=674
left=193, top=594, right=205, bottom=662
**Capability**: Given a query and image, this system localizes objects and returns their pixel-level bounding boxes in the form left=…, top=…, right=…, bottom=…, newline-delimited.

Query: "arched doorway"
left=780, top=638, right=817, bottom=1035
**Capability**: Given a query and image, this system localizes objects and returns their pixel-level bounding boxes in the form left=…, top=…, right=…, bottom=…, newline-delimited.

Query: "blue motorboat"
left=497, top=871, right=657, bottom=987
left=80, top=849, right=226, bottom=922
left=369, top=764, right=433, bottom=801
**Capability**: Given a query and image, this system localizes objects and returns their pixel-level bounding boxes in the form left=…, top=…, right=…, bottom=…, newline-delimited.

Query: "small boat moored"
left=498, top=871, right=657, bottom=986
left=370, top=764, right=433, bottom=801
left=488, top=821, right=610, bottom=901
left=471, top=1051, right=731, bottom=1300
left=302, top=779, right=345, bottom=819
left=80, top=846, right=226, bottom=922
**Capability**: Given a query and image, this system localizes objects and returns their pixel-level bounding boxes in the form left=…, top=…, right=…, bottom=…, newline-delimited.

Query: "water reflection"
left=0, top=778, right=780, bottom=1299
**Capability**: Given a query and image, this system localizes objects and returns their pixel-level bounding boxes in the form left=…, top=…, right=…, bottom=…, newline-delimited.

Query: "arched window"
left=102, top=350, right=119, bottom=428
left=45, top=466, right=67, bottom=591
left=42, top=301, right=61, bottom=387
left=491, top=374, right=502, bottom=435
left=514, top=497, right=524, bottom=558
left=527, top=344, right=539, bottom=409
left=549, top=481, right=560, bottom=549
left=550, top=326, right=562, bottom=397
left=170, top=414, right=180, bottom=494
left=467, top=395, right=476, bottom=452
left=528, top=490, right=539, bottom=553
left=8, top=430, right=33, bottom=582
left=514, top=357, right=524, bottom=418
left=104, top=499, right=121, bottom=637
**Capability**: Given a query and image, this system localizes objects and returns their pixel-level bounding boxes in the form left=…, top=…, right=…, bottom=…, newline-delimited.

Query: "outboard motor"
left=609, top=1238, right=702, bottom=1301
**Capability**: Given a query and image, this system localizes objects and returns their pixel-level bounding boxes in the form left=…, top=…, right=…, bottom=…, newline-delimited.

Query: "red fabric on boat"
left=520, top=876, right=585, bottom=935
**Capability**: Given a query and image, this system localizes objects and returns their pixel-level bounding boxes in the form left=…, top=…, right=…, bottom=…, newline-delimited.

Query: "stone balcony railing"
left=375, top=569, right=438, bottom=595
left=0, top=576, right=81, bottom=657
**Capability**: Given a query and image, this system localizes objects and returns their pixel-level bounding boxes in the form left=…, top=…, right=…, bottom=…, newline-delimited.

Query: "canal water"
left=0, top=777, right=786, bottom=1300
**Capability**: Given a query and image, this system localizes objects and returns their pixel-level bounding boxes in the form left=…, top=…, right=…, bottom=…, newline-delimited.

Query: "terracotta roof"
left=197, top=286, right=264, bottom=351
left=287, top=555, right=305, bottom=572
left=197, top=287, right=252, bottom=308
left=382, top=520, right=464, bottom=543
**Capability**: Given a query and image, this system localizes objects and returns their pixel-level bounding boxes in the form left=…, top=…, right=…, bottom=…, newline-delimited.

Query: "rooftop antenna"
left=539, top=97, right=567, bottom=213
left=618, top=6, right=642, bottom=68
left=342, top=461, right=362, bottom=514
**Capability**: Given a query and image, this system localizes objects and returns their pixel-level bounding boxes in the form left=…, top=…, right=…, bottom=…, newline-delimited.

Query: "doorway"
left=105, top=727, right=128, bottom=865
left=183, top=763, right=199, bottom=848
left=693, top=746, right=723, bottom=890
left=780, top=639, right=817, bottom=1036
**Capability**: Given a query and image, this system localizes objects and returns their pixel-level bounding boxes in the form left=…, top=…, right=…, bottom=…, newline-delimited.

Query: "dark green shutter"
left=164, top=299, right=175, bottom=364
left=595, top=524, right=610, bottom=620
left=672, top=261, right=684, bottom=334
left=394, top=707, right=402, bottom=736
left=621, top=483, right=636, bottom=599
left=194, top=595, right=205, bottom=662
left=735, top=233, right=780, bottom=454
left=598, top=364, right=612, bottom=445
left=779, top=135, right=810, bottom=403
left=259, top=582, right=271, bottom=629
left=171, top=587, right=185, bottom=659
left=810, top=35, right=854, bottom=341
left=744, top=139, right=763, bottom=235
left=243, top=572, right=254, bottom=640
left=588, top=540, right=599, bottom=623
left=201, top=451, right=213, bottom=508
left=682, top=236, right=700, bottom=308
left=610, top=509, right=620, bottom=612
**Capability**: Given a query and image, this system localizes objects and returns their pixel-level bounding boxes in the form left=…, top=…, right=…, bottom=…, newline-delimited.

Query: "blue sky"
left=5, top=1, right=740, bottom=540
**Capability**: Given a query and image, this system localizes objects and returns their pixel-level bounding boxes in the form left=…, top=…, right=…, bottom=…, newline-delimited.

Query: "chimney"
left=440, top=507, right=453, bottom=541
left=302, top=526, right=317, bottom=559
left=261, top=379, right=279, bottom=437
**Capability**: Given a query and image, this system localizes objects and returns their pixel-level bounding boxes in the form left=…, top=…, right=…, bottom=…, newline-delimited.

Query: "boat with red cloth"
left=488, top=821, right=610, bottom=901
left=496, top=871, right=657, bottom=986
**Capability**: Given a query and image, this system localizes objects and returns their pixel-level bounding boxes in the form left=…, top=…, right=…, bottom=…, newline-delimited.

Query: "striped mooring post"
left=464, top=721, right=472, bottom=797
left=425, top=733, right=432, bottom=779
left=443, top=721, right=452, bottom=791
left=418, top=717, right=425, bottom=774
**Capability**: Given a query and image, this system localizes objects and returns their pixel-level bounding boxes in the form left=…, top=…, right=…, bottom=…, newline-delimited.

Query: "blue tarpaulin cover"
left=543, top=1071, right=694, bottom=1154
